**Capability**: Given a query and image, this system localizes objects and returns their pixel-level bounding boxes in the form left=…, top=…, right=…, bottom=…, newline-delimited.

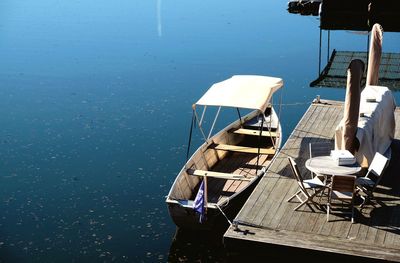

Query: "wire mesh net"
left=310, top=50, right=400, bottom=90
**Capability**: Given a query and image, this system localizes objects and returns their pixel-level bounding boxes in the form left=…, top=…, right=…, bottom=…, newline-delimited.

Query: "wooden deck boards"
left=224, top=100, right=400, bottom=262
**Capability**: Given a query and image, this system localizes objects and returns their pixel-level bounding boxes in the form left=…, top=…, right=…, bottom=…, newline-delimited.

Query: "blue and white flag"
left=193, top=180, right=206, bottom=223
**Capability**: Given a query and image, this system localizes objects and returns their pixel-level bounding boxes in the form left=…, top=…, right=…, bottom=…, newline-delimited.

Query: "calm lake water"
left=0, top=0, right=398, bottom=262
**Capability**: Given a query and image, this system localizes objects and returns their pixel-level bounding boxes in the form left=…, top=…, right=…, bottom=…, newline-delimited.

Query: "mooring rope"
left=279, top=101, right=313, bottom=106
left=215, top=203, right=234, bottom=227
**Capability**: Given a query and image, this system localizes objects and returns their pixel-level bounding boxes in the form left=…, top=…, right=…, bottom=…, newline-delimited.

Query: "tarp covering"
left=336, top=59, right=365, bottom=154
left=195, top=75, right=283, bottom=113
left=366, top=23, right=383, bottom=86
left=335, top=85, right=396, bottom=167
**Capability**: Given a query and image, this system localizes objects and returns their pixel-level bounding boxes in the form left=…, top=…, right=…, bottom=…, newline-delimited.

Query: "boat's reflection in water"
left=167, top=162, right=266, bottom=262
left=168, top=227, right=228, bottom=262
left=167, top=195, right=238, bottom=262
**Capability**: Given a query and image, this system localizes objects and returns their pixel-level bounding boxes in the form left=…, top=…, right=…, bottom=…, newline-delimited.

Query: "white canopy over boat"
left=195, top=75, right=284, bottom=113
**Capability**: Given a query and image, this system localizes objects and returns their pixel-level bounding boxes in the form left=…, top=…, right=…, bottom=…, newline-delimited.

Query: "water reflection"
left=168, top=228, right=227, bottom=262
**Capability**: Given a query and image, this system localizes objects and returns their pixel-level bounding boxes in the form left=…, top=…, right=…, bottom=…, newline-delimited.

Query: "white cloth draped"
left=335, top=85, right=396, bottom=167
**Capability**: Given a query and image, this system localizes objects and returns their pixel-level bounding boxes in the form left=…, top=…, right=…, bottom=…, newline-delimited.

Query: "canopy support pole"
left=207, top=106, right=221, bottom=140
left=236, top=108, right=243, bottom=126
left=256, top=112, right=264, bottom=175
left=185, top=110, right=195, bottom=164
left=327, top=30, right=331, bottom=63
left=193, top=108, right=207, bottom=141
left=366, top=31, right=370, bottom=67
left=199, top=106, right=207, bottom=126
left=319, top=27, right=322, bottom=75
left=275, top=93, right=283, bottom=149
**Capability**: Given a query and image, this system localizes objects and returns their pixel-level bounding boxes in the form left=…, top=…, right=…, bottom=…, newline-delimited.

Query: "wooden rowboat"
left=166, top=75, right=283, bottom=230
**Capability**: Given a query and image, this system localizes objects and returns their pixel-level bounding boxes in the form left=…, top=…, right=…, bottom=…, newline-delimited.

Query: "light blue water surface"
left=0, top=0, right=398, bottom=262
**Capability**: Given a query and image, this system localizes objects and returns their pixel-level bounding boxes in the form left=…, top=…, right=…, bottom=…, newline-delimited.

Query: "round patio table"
left=305, top=156, right=362, bottom=176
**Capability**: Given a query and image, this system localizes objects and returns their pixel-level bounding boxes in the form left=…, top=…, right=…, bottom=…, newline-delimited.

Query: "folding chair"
left=356, top=152, right=389, bottom=207
left=309, top=141, right=332, bottom=180
left=287, top=157, right=326, bottom=211
left=327, top=175, right=357, bottom=223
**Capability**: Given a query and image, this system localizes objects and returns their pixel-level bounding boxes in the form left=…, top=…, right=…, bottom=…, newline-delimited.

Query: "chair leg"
left=289, top=188, right=325, bottom=212
left=295, top=193, right=306, bottom=203
left=327, top=204, right=330, bottom=222
left=327, top=191, right=331, bottom=222
left=359, top=195, right=369, bottom=208
left=305, top=201, right=317, bottom=212
left=294, top=199, right=308, bottom=211
left=287, top=190, right=301, bottom=202
left=356, top=186, right=374, bottom=208
left=317, top=187, right=328, bottom=203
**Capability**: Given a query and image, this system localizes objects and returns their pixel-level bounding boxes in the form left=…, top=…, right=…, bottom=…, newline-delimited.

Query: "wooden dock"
left=224, top=99, right=400, bottom=262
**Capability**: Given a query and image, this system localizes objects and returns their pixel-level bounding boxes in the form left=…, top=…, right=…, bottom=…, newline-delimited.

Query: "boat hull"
left=167, top=173, right=263, bottom=231
left=166, top=108, right=282, bottom=230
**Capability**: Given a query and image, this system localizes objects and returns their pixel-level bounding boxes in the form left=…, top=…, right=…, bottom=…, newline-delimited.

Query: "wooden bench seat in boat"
left=231, top=128, right=278, bottom=137
left=213, top=143, right=276, bottom=155
left=187, top=169, right=252, bottom=181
